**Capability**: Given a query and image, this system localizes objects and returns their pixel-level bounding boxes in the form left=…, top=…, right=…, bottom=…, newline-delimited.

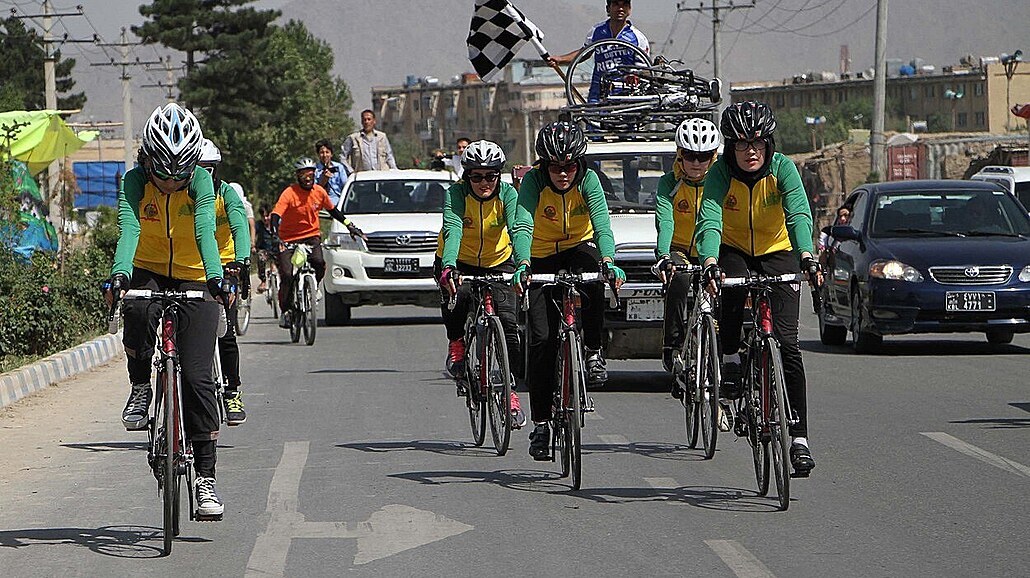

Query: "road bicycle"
left=528, top=271, right=611, bottom=490
left=721, top=272, right=806, bottom=511
left=108, top=288, right=217, bottom=556
left=448, top=273, right=517, bottom=456
left=660, top=263, right=721, bottom=460
left=234, top=261, right=252, bottom=336
left=281, top=242, right=318, bottom=345
left=259, top=249, right=280, bottom=319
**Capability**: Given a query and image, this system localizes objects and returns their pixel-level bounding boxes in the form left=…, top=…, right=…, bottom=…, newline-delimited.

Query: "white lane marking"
left=643, top=477, right=679, bottom=489
left=920, top=432, right=1030, bottom=479
left=705, top=540, right=776, bottom=578
left=598, top=434, right=629, bottom=445
left=590, top=411, right=604, bottom=421
left=245, top=442, right=472, bottom=577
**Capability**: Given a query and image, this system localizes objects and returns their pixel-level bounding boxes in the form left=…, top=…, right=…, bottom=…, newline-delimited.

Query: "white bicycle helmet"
left=199, top=138, right=221, bottom=164
left=141, top=103, right=204, bottom=178
left=675, top=118, right=722, bottom=153
left=461, top=140, right=506, bottom=170
left=294, top=157, right=317, bottom=171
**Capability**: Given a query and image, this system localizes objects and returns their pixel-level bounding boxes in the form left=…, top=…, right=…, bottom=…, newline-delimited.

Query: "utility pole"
left=93, top=28, right=162, bottom=169
left=10, top=1, right=90, bottom=232
left=676, top=1, right=755, bottom=109
left=870, top=0, right=888, bottom=181
left=142, top=56, right=181, bottom=103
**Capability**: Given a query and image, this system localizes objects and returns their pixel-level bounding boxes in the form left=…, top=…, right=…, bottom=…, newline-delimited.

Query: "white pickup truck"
left=585, top=139, right=677, bottom=360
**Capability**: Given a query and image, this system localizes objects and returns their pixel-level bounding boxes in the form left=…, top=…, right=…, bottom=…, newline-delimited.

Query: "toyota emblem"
left=395, top=235, right=411, bottom=246
left=964, top=266, right=980, bottom=277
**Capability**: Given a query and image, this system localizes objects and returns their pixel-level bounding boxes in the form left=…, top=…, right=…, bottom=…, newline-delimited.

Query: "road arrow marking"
left=245, top=441, right=473, bottom=577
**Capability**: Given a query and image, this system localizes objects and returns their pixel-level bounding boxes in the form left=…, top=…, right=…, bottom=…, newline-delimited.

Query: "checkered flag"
left=467, top=0, right=546, bottom=82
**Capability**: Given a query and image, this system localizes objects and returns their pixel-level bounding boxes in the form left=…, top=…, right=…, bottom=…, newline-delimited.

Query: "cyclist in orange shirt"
left=271, top=157, right=364, bottom=328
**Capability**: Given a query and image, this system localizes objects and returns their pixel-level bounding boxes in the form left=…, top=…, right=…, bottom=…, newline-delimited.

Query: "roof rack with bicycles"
left=559, top=39, right=723, bottom=141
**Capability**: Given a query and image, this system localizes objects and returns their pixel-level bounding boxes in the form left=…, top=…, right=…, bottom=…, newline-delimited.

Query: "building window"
left=924, top=85, right=935, bottom=98
left=909, top=87, right=918, bottom=100
left=790, top=93, right=801, bottom=107
left=775, top=94, right=785, bottom=107
left=957, top=112, right=967, bottom=127
left=973, top=82, right=985, bottom=96
left=467, top=95, right=475, bottom=108
left=975, top=111, right=986, bottom=126
left=822, top=91, right=831, bottom=105
left=837, top=90, right=845, bottom=103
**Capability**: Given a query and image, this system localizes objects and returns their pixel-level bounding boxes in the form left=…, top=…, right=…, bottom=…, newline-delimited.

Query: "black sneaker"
left=121, top=382, right=152, bottom=431
left=790, top=442, right=816, bottom=477
left=529, top=423, right=550, bottom=460
left=585, top=350, right=608, bottom=386
left=278, top=310, right=291, bottom=329
left=662, top=347, right=676, bottom=373
left=721, top=361, right=742, bottom=400
left=224, top=390, right=247, bottom=426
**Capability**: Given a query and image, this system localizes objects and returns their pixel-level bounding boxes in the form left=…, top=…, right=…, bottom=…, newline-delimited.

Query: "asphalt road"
left=1, top=297, right=1028, bottom=577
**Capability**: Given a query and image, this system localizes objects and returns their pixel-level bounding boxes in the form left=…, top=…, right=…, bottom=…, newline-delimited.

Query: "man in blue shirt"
left=315, top=138, right=349, bottom=206
left=547, top=0, right=650, bottom=102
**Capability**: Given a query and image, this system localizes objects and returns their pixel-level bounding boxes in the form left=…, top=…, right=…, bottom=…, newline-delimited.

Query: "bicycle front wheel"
left=765, top=338, right=791, bottom=510
left=565, top=330, right=584, bottom=490
left=744, top=353, right=770, bottom=496
left=162, top=358, right=178, bottom=556
left=302, top=274, right=317, bottom=346
left=236, top=294, right=252, bottom=336
left=268, top=273, right=280, bottom=319
left=466, top=332, right=486, bottom=447
left=485, top=316, right=512, bottom=456
left=683, top=325, right=700, bottom=449
left=699, top=315, right=720, bottom=459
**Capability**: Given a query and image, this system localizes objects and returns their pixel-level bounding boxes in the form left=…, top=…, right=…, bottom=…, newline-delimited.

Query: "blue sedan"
left=818, top=180, right=1030, bottom=352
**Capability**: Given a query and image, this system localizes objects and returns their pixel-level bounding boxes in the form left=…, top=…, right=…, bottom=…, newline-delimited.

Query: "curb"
left=0, top=333, right=124, bottom=409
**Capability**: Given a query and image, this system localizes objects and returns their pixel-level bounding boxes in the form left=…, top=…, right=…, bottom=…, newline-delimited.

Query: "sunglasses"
left=547, top=162, right=578, bottom=174
left=152, top=167, right=192, bottom=182
left=467, top=172, right=500, bottom=183
left=679, top=151, right=715, bottom=163
left=733, top=139, right=767, bottom=152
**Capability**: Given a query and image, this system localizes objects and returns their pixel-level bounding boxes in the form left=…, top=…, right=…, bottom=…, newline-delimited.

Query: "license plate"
left=626, top=298, right=664, bottom=321
left=945, top=291, right=996, bottom=312
left=383, top=258, right=420, bottom=273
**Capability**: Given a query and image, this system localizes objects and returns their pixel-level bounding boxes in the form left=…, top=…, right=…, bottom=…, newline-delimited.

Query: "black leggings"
left=123, top=269, right=221, bottom=476
left=525, top=243, right=604, bottom=423
left=718, top=246, right=809, bottom=438
left=218, top=299, right=241, bottom=390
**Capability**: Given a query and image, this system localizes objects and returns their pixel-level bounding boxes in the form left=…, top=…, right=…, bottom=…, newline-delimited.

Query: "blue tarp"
left=73, top=161, right=123, bottom=208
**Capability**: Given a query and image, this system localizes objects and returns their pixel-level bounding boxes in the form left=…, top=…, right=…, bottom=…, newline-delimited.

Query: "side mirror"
left=831, top=225, right=861, bottom=241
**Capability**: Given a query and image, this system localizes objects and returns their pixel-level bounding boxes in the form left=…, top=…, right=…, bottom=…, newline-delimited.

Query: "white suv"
left=970, top=165, right=1030, bottom=210
left=323, top=169, right=456, bottom=324
left=584, top=139, right=677, bottom=359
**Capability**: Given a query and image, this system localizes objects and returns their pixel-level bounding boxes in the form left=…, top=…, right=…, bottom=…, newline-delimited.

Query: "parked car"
left=322, top=169, right=457, bottom=324
left=818, top=180, right=1030, bottom=352
left=969, top=165, right=1030, bottom=210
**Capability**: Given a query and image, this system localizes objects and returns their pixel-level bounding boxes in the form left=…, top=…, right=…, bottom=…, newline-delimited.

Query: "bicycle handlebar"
left=529, top=272, right=602, bottom=283
left=721, top=272, right=806, bottom=288
left=107, top=289, right=209, bottom=334
left=445, top=273, right=514, bottom=311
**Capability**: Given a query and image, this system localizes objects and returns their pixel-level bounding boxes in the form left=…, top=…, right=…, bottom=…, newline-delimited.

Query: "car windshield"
left=340, top=179, right=449, bottom=214
left=585, top=152, right=675, bottom=212
left=871, top=189, right=1030, bottom=237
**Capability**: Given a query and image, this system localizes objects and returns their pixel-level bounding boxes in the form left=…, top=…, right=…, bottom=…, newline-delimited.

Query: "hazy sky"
left=4, top=0, right=1028, bottom=140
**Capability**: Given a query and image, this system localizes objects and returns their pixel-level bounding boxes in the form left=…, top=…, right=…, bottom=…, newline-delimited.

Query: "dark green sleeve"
left=774, top=153, right=815, bottom=257
left=190, top=168, right=224, bottom=281
left=441, top=182, right=467, bottom=268
left=695, top=157, right=731, bottom=263
left=512, top=168, right=543, bottom=265
left=654, top=171, right=677, bottom=258
left=111, top=167, right=145, bottom=278
left=580, top=169, right=615, bottom=259
left=500, top=182, right=519, bottom=240
left=220, top=182, right=251, bottom=262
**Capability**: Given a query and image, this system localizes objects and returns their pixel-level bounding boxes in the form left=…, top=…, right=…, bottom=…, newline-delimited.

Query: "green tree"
left=0, top=17, right=85, bottom=112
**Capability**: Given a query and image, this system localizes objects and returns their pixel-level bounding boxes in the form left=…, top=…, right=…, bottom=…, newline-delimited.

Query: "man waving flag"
left=467, top=0, right=546, bottom=82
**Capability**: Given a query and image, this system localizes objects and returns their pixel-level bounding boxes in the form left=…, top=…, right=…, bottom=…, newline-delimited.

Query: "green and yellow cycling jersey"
left=439, top=180, right=517, bottom=269
left=511, top=167, right=615, bottom=263
left=112, top=166, right=223, bottom=282
left=655, top=169, right=704, bottom=257
left=214, top=180, right=251, bottom=265
left=695, top=152, right=814, bottom=262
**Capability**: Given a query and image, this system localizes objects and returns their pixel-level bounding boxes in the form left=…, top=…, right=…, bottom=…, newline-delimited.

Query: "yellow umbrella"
left=0, top=110, right=98, bottom=175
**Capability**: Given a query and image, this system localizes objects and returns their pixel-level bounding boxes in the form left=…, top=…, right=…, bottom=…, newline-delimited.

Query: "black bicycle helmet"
left=720, top=101, right=777, bottom=142
left=535, top=121, right=587, bottom=163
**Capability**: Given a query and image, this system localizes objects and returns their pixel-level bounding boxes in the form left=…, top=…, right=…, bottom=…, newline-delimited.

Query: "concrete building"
left=371, top=60, right=589, bottom=165
left=731, top=58, right=1030, bottom=134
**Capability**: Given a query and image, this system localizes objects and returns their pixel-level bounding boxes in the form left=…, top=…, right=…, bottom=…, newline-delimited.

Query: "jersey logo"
left=543, top=205, right=558, bottom=221
left=178, top=202, right=195, bottom=217
left=569, top=204, right=589, bottom=218
left=463, top=216, right=474, bottom=228
left=676, top=199, right=691, bottom=213
left=724, top=194, right=739, bottom=211
left=142, top=201, right=160, bottom=222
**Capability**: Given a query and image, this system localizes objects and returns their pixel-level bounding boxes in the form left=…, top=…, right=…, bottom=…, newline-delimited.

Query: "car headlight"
left=869, top=259, right=923, bottom=282
left=1019, top=265, right=1030, bottom=282
left=329, top=232, right=367, bottom=252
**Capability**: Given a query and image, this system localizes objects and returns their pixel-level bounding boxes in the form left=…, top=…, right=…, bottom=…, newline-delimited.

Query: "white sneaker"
left=195, top=476, right=224, bottom=517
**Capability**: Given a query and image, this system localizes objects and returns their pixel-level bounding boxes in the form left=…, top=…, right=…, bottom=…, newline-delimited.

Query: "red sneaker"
left=446, top=339, right=465, bottom=377
left=510, top=391, right=526, bottom=429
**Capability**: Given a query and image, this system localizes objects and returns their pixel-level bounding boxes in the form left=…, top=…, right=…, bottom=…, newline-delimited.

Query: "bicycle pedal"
left=583, top=397, right=595, bottom=412
left=790, top=470, right=811, bottom=479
